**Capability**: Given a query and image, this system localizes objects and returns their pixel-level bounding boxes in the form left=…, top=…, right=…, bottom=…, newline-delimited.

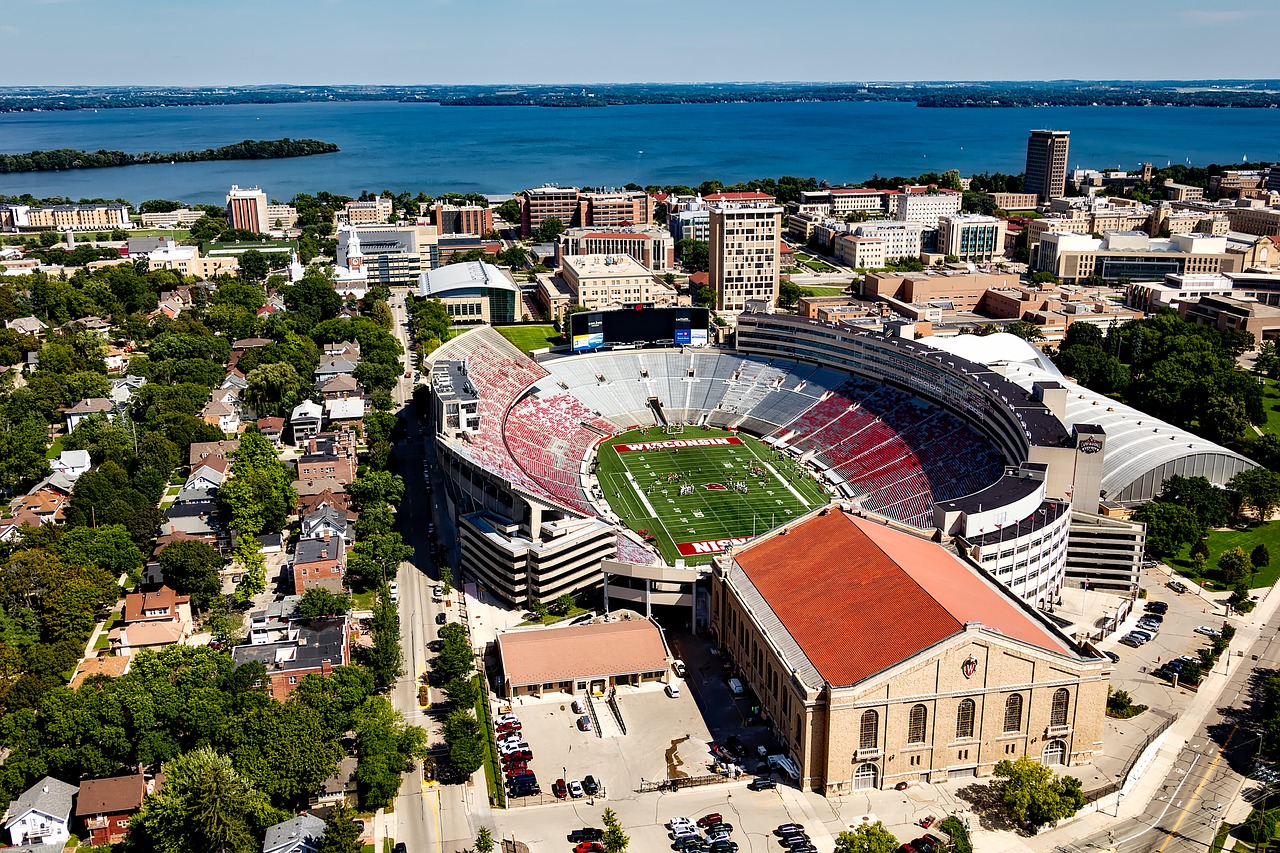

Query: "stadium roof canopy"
left=920, top=333, right=1256, bottom=503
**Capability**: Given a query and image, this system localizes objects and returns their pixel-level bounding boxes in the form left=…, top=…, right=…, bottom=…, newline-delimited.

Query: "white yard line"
left=743, top=438, right=810, bottom=504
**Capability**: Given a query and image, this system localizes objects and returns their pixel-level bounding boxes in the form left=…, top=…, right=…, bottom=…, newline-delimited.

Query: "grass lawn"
left=793, top=252, right=837, bottom=273
left=800, top=285, right=849, bottom=297
left=518, top=604, right=589, bottom=626
left=128, top=228, right=192, bottom=239
left=1259, top=378, right=1280, bottom=437
left=594, top=426, right=830, bottom=565
left=1169, top=521, right=1280, bottom=589
left=45, top=437, right=64, bottom=460
left=495, top=325, right=561, bottom=355
left=352, top=588, right=378, bottom=610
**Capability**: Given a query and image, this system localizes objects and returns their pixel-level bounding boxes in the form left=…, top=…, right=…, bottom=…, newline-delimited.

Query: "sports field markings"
left=741, top=439, right=810, bottom=505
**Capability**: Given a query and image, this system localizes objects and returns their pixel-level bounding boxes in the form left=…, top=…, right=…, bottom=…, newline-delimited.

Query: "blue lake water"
left=1, top=100, right=1278, bottom=204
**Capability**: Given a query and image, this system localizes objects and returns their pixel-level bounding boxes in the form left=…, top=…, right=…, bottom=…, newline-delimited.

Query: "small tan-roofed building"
left=495, top=616, right=671, bottom=699
left=711, top=507, right=1108, bottom=795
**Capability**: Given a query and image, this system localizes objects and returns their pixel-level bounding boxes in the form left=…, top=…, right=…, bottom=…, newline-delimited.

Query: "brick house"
left=292, top=536, right=345, bottom=596
left=233, top=616, right=351, bottom=700
left=75, top=774, right=147, bottom=847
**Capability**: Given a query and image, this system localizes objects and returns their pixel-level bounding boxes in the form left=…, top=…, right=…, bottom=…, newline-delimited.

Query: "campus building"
left=226, top=185, right=269, bottom=233
left=937, top=214, right=1008, bottom=262
left=520, top=185, right=580, bottom=237
left=579, top=190, right=653, bottom=229
left=558, top=254, right=677, bottom=311
left=1025, top=130, right=1071, bottom=202
left=1035, top=231, right=1239, bottom=283
left=0, top=202, right=131, bottom=232
left=417, top=261, right=519, bottom=324
left=338, top=222, right=440, bottom=287
left=494, top=617, right=670, bottom=699
left=556, top=226, right=676, bottom=272
left=432, top=203, right=493, bottom=236
left=710, top=508, right=1109, bottom=794
left=709, top=201, right=783, bottom=311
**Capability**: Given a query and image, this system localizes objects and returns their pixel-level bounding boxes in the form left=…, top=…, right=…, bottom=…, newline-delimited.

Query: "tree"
left=1253, top=544, right=1272, bottom=571
left=444, top=675, right=480, bottom=708
left=1257, top=341, right=1280, bottom=378
left=601, top=807, right=629, bottom=853
left=834, top=821, right=898, bottom=853
left=434, top=625, right=474, bottom=682
left=1229, top=467, right=1280, bottom=522
left=1159, top=475, right=1230, bottom=530
left=496, top=199, right=521, bottom=223
left=1132, top=501, right=1203, bottom=559
left=354, top=502, right=395, bottom=539
left=1005, top=321, right=1045, bottom=341
left=347, top=471, right=405, bottom=509
left=244, top=362, right=305, bottom=417
left=1201, top=394, right=1249, bottom=444
left=991, top=756, right=1086, bottom=831
left=128, top=746, right=283, bottom=853
left=316, top=804, right=363, bottom=853
left=1191, top=539, right=1211, bottom=560
left=346, top=532, right=412, bottom=591
left=298, top=587, right=352, bottom=620
left=366, top=585, right=403, bottom=688
left=474, top=827, right=496, bottom=853
left=443, top=708, right=485, bottom=775
left=439, top=564, right=453, bottom=596
left=157, top=539, right=224, bottom=611
left=237, top=249, right=270, bottom=283
left=533, top=217, right=566, bottom=244
left=552, top=592, right=575, bottom=616
left=676, top=239, right=709, bottom=273
left=499, top=246, right=529, bottom=269
left=1030, top=270, right=1059, bottom=286
left=778, top=280, right=803, bottom=309
left=354, top=695, right=430, bottom=809
left=58, top=524, right=143, bottom=579
left=228, top=701, right=343, bottom=807
left=1219, top=547, right=1252, bottom=585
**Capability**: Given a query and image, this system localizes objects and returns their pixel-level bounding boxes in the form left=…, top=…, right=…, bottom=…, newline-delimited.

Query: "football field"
left=594, top=427, right=830, bottom=565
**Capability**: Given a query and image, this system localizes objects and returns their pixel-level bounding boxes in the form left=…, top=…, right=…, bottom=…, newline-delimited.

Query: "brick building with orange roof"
left=710, top=506, right=1108, bottom=794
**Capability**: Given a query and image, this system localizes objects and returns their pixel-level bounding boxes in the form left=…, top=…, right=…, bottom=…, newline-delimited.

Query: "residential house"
left=297, top=434, right=357, bottom=486
left=311, top=757, right=358, bottom=809
left=103, top=346, right=128, bottom=373
left=222, top=368, right=249, bottom=391
left=185, top=456, right=229, bottom=492
left=323, top=398, right=365, bottom=433
left=289, top=400, right=324, bottom=444
left=8, top=472, right=76, bottom=528
left=262, top=814, right=327, bottom=853
left=3, top=776, right=77, bottom=848
left=233, top=615, right=350, bottom=700
left=257, top=417, right=286, bottom=445
left=323, top=340, right=361, bottom=360
left=301, top=506, right=353, bottom=547
left=5, top=316, right=48, bottom=338
left=232, top=337, right=273, bottom=351
left=189, top=439, right=239, bottom=467
left=293, top=477, right=346, bottom=500
left=316, top=374, right=364, bottom=401
left=313, top=357, right=358, bottom=383
left=122, top=585, right=193, bottom=627
left=48, top=449, right=91, bottom=481
left=292, top=536, right=345, bottom=596
left=69, top=655, right=131, bottom=689
left=108, top=620, right=189, bottom=655
left=67, top=316, right=111, bottom=338
left=202, top=400, right=240, bottom=435
left=297, top=488, right=350, bottom=517
left=75, top=774, right=146, bottom=847
left=109, top=375, right=146, bottom=405
left=161, top=494, right=228, bottom=553
left=246, top=595, right=303, bottom=645
left=65, top=397, right=114, bottom=432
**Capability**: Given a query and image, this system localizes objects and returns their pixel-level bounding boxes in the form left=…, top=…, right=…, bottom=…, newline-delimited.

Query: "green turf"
left=495, top=325, right=561, bottom=355
left=594, top=427, right=830, bottom=565
left=800, top=285, right=850, bottom=297
left=1259, top=378, right=1280, bottom=437
left=1169, top=521, right=1280, bottom=589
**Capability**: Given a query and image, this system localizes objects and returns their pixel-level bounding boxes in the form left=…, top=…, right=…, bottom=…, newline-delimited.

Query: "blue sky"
left=4, top=0, right=1280, bottom=86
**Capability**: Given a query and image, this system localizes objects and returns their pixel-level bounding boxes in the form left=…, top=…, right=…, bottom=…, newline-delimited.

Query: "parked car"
left=665, top=683, right=681, bottom=698
left=748, top=776, right=777, bottom=790
left=1104, top=650, right=1120, bottom=663
left=573, top=843, right=603, bottom=853
left=433, top=584, right=444, bottom=597
left=709, top=843, right=739, bottom=853
left=577, top=715, right=593, bottom=732
left=1145, top=601, right=1169, bottom=614
left=435, top=612, right=447, bottom=625
left=710, top=743, right=735, bottom=763
left=553, top=778, right=568, bottom=799
left=725, top=736, right=746, bottom=759
left=697, top=814, right=723, bottom=828
left=495, top=713, right=519, bottom=726
left=668, top=817, right=696, bottom=831
left=1195, top=625, right=1222, bottom=638
left=672, top=659, right=686, bottom=677
left=388, top=581, right=399, bottom=601
left=705, top=830, right=732, bottom=845
left=775, top=824, right=805, bottom=835
left=705, top=822, right=733, bottom=834
left=1169, top=580, right=1189, bottom=593
left=569, top=779, right=585, bottom=798
left=568, top=829, right=604, bottom=843
left=582, top=775, right=599, bottom=795
left=572, top=699, right=587, bottom=714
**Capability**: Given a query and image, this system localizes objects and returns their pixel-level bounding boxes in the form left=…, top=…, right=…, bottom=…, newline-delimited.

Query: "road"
left=385, top=288, right=480, bottom=853
left=1058, top=621, right=1280, bottom=853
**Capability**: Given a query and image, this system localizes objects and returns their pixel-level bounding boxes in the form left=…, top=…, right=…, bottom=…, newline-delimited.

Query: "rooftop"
left=497, top=617, right=668, bottom=688
left=75, top=774, right=146, bottom=817
left=728, top=511, right=1073, bottom=688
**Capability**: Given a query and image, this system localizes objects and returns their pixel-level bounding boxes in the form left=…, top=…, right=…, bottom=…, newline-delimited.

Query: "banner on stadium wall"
left=613, top=436, right=742, bottom=453
left=676, top=537, right=753, bottom=556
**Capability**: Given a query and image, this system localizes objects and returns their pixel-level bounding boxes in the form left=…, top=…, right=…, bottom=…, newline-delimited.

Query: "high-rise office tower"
left=1024, top=130, right=1070, bottom=202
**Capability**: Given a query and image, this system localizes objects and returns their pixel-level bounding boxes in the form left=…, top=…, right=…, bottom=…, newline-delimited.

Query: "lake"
left=1, top=100, right=1278, bottom=204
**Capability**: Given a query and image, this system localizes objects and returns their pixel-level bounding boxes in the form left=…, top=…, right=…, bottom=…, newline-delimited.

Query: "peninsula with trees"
left=0, top=138, right=339, bottom=173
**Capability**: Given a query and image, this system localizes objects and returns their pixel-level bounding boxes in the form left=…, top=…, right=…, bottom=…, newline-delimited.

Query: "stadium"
left=427, top=309, right=1255, bottom=614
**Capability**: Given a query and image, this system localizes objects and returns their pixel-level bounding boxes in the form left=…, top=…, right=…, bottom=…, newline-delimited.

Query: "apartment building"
left=226, top=185, right=269, bottom=233
left=265, top=204, right=298, bottom=229
left=432, top=203, right=493, bottom=236
left=709, top=202, right=783, bottom=311
left=988, top=192, right=1041, bottom=211
left=341, top=197, right=394, bottom=225
left=1025, top=129, right=1071, bottom=202
left=800, top=187, right=896, bottom=217
left=937, top=214, right=1008, bottom=262
left=1037, top=231, right=1239, bottom=283
left=140, top=208, right=206, bottom=228
left=850, top=220, right=926, bottom=261
left=894, top=186, right=963, bottom=227
left=146, top=241, right=239, bottom=278
left=520, top=185, right=580, bottom=237
left=834, top=235, right=886, bottom=269
left=556, top=226, right=675, bottom=271
left=559, top=254, right=676, bottom=310
left=579, top=190, right=652, bottom=229
left=337, top=222, right=439, bottom=286
left=0, top=203, right=131, bottom=232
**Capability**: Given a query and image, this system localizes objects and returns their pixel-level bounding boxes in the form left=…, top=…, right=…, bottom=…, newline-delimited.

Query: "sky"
left=4, top=0, right=1280, bottom=86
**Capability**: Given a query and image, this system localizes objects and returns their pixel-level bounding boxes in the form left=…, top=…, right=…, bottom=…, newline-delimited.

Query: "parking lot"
left=498, top=681, right=718, bottom=806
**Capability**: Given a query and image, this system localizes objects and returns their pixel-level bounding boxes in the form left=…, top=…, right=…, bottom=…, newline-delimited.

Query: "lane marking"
left=1152, top=723, right=1237, bottom=853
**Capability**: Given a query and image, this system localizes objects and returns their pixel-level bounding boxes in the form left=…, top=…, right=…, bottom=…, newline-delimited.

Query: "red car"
left=698, top=813, right=724, bottom=828
left=573, top=844, right=603, bottom=853
left=504, top=763, right=529, bottom=777
left=496, top=722, right=522, bottom=734
left=553, top=778, right=568, bottom=799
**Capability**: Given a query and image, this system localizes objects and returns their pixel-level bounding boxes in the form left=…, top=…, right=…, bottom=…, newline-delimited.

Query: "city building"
left=340, top=197, right=394, bottom=226
left=265, top=203, right=298, bottom=229
left=710, top=507, right=1108, bottom=794
left=417, top=261, right=519, bottom=324
left=233, top=614, right=350, bottom=701
left=556, top=226, right=675, bottom=272
left=146, top=240, right=240, bottom=279
left=337, top=223, right=438, bottom=287
left=226, top=185, right=269, bottom=233
left=558, top=254, right=676, bottom=311
left=1162, top=181, right=1205, bottom=202
left=708, top=201, right=783, bottom=311
left=432, top=202, right=493, bottom=236
left=520, top=185, right=580, bottom=237
left=894, top=186, right=962, bottom=227
left=1126, top=273, right=1235, bottom=312
left=1036, top=231, right=1239, bottom=283
left=291, top=536, right=345, bottom=596
left=0, top=202, right=131, bottom=233
left=1180, top=293, right=1280, bottom=341
left=861, top=270, right=1020, bottom=312
left=494, top=617, right=670, bottom=699
left=579, top=190, right=653, bottom=229
left=669, top=204, right=711, bottom=243
left=937, top=214, right=1008, bottom=262
left=1065, top=510, right=1145, bottom=594
left=833, top=235, right=886, bottom=269
left=1025, top=129, right=1071, bottom=202
left=139, top=208, right=207, bottom=228
left=849, top=220, right=926, bottom=261
left=1225, top=200, right=1280, bottom=237
left=801, top=187, right=896, bottom=217
left=987, top=192, right=1041, bottom=211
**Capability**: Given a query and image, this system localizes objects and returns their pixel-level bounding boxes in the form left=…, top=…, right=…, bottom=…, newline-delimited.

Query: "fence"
left=606, top=687, right=627, bottom=736
left=1083, top=711, right=1176, bottom=804
left=584, top=691, right=604, bottom=739
left=637, top=772, right=739, bottom=794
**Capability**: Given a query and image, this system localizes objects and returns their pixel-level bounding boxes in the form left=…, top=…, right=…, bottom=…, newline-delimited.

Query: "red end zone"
left=614, top=436, right=742, bottom=453
left=676, top=537, right=753, bottom=556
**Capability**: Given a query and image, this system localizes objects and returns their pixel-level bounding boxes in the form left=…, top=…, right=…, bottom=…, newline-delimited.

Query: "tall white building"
left=937, top=214, right=1008, bottom=262
left=226, top=185, right=270, bottom=233
left=894, top=186, right=963, bottom=227
left=709, top=202, right=783, bottom=311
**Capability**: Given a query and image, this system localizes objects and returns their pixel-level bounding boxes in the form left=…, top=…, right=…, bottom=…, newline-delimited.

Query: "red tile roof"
left=689, top=272, right=709, bottom=287
left=732, top=512, right=1069, bottom=687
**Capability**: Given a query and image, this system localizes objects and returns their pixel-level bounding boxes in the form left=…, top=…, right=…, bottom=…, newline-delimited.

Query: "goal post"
left=664, top=424, right=685, bottom=435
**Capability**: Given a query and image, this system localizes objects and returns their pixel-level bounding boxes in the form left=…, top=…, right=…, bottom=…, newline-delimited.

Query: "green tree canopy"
left=991, top=756, right=1086, bottom=830
left=834, top=821, right=898, bottom=853
left=1132, top=501, right=1203, bottom=559
left=442, top=708, right=485, bottom=776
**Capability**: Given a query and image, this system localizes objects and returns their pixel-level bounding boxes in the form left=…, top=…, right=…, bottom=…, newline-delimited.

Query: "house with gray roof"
left=262, top=813, right=326, bottom=853
left=3, top=775, right=77, bottom=848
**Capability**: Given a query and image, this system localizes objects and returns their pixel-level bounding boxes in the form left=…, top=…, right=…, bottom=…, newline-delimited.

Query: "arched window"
left=908, top=704, right=927, bottom=744
left=860, top=710, right=879, bottom=750
left=1043, top=739, right=1066, bottom=765
left=853, top=762, right=879, bottom=790
left=1051, top=688, right=1070, bottom=727
left=955, top=698, right=975, bottom=739
left=1003, top=694, right=1023, bottom=733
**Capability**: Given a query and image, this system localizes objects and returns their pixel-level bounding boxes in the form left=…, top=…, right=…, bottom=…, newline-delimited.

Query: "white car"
left=568, top=780, right=585, bottom=798
left=667, top=818, right=695, bottom=831
left=670, top=826, right=699, bottom=840
left=495, top=713, right=519, bottom=726
left=706, top=831, right=732, bottom=844
left=1194, top=625, right=1222, bottom=638
left=387, top=581, right=399, bottom=601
